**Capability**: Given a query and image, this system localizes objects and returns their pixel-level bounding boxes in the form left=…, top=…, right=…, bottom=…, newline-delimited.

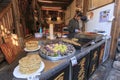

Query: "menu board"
left=89, top=0, right=114, bottom=10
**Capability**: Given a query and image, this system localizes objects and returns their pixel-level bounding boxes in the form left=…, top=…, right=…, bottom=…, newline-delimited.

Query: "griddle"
left=71, top=33, right=104, bottom=50
left=74, top=33, right=103, bottom=43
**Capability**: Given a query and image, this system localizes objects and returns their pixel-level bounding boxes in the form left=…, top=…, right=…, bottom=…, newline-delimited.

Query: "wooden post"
left=11, top=0, right=24, bottom=48
left=82, top=0, right=89, bottom=32
left=110, top=0, right=120, bottom=59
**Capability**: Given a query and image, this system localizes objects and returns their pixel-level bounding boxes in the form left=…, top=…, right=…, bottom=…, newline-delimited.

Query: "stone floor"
left=89, top=59, right=113, bottom=80
left=90, top=54, right=120, bottom=80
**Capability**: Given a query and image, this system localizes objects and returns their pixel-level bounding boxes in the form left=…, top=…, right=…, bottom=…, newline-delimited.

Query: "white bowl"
left=35, top=33, right=43, bottom=38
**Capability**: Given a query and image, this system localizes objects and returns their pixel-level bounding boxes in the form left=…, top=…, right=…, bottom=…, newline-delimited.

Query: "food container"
left=39, top=40, right=76, bottom=61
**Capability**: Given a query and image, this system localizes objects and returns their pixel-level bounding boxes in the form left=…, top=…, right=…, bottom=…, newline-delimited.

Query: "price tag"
left=91, top=41, right=95, bottom=45
left=70, top=56, right=77, bottom=66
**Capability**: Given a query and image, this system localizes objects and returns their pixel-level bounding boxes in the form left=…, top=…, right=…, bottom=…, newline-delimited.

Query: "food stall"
left=0, top=33, right=107, bottom=80
left=0, top=0, right=116, bottom=80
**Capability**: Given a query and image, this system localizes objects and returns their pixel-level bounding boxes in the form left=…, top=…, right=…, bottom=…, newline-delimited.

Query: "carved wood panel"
left=0, top=4, right=14, bottom=38
left=72, top=54, right=90, bottom=80
left=88, top=46, right=100, bottom=77
left=47, top=65, right=69, bottom=80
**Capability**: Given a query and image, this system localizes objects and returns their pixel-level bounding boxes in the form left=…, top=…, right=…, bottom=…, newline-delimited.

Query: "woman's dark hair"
left=75, top=10, right=88, bottom=22
left=76, top=11, right=83, bottom=17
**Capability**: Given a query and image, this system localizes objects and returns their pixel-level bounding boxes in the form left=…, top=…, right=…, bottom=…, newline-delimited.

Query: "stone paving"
left=89, top=59, right=113, bottom=80
left=89, top=53, right=120, bottom=80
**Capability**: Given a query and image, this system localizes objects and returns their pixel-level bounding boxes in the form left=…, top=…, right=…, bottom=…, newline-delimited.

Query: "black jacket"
left=68, top=18, right=79, bottom=33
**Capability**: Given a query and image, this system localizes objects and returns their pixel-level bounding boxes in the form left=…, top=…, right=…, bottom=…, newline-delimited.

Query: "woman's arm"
left=68, top=19, right=75, bottom=33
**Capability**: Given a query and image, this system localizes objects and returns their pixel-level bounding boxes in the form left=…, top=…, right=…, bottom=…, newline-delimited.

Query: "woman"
left=67, top=11, right=87, bottom=38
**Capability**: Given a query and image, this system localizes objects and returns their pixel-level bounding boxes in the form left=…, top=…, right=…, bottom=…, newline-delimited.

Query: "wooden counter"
left=0, top=39, right=106, bottom=80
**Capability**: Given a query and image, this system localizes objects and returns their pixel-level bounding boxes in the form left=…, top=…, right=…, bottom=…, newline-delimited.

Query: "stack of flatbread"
left=19, top=54, right=41, bottom=74
left=25, top=41, right=39, bottom=50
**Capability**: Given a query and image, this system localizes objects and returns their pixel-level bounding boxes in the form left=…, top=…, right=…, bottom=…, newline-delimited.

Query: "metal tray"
left=39, top=47, right=76, bottom=61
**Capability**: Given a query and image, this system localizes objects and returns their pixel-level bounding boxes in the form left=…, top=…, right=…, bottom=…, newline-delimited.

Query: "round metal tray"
left=39, top=45, right=76, bottom=61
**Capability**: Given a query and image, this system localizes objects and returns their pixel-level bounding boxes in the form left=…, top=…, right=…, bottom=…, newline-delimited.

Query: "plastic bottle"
left=39, top=26, right=43, bottom=37
left=39, top=27, right=42, bottom=33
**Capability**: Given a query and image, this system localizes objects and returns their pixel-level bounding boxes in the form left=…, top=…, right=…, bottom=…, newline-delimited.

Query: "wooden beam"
left=37, top=0, right=73, bottom=10
left=110, top=0, right=120, bottom=59
left=38, top=0, right=68, bottom=4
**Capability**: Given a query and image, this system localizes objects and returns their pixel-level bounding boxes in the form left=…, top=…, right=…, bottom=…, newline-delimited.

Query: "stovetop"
left=74, top=33, right=103, bottom=43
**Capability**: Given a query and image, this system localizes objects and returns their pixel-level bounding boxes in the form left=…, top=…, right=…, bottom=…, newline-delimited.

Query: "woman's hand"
left=75, top=29, right=82, bottom=33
